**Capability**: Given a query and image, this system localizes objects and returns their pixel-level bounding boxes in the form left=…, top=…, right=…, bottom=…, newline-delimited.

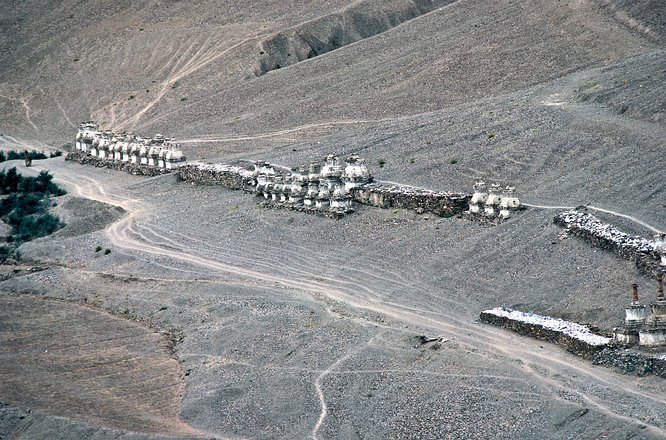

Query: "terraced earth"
left=0, top=0, right=665, bottom=439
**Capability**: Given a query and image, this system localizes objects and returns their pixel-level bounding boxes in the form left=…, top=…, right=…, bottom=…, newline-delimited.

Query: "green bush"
left=13, top=213, right=62, bottom=243
left=0, top=150, right=48, bottom=163
left=0, top=168, right=65, bottom=196
left=0, top=167, right=66, bottom=260
left=104, top=248, right=111, bottom=255
left=95, top=246, right=103, bottom=252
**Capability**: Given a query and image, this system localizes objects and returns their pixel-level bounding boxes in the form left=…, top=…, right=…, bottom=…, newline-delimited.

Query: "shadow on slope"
left=572, top=50, right=665, bottom=123
left=255, top=0, right=455, bottom=75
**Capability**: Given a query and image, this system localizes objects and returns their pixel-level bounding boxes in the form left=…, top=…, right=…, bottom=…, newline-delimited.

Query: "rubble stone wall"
left=480, top=310, right=666, bottom=378
left=479, top=311, right=605, bottom=360
left=350, top=183, right=470, bottom=217
left=554, top=209, right=665, bottom=277
left=178, top=163, right=473, bottom=218
left=65, top=151, right=172, bottom=177
left=177, top=162, right=254, bottom=191
left=592, top=348, right=666, bottom=378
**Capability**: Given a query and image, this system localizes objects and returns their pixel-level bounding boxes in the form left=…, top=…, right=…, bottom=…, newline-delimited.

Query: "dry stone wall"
left=480, top=307, right=666, bottom=378
left=479, top=308, right=610, bottom=360
left=592, top=347, right=666, bottom=377
left=178, top=158, right=475, bottom=218
left=554, top=209, right=666, bottom=277
left=178, top=162, right=255, bottom=191
left=350, top=183, right=470, bottom=217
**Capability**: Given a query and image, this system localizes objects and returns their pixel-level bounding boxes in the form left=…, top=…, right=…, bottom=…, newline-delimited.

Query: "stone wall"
left=480, top=307, right=666, bottom=378
left=177, top=162, right=255, bottom=191
left=350, top=183, right=470, bottom=217
left=554, top=209, right=665, bottom=277
left=178, top=162, right=473, bottom=218
left=592, top=348, right=666, bottom=378
left=65, top=151, right=173, bottom=177
left=479, top=308, right=609, bottom=360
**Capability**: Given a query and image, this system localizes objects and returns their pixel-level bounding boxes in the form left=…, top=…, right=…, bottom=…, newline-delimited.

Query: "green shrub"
left=104, top=248, right=111, bottom=255
left=7, top=151, right=21, bottom=161
left=13, top=213, right=62, bottom=243
left=0, top=167, right=66, bottom=260
left=0, top=245, right=12, bottom=261
left=378, top=158, right=386, bottom=168
left=95, top=246, right=103, bottom=252
left=0, top=150, right=50, bottom=163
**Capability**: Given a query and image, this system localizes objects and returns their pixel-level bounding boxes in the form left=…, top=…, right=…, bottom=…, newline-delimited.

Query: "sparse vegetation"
left=95, top=246, right=103, bottom=252
left=378, top=158, right=386, bottom=168
left=104, top=248, right=111, bottom=255
left=486, top=130, right=496, bottom=139
left=0, top=150, right=53, bottom=163
left=180, top=97, right=187, bottom=101
left=449, top=158, right=458, bottom=164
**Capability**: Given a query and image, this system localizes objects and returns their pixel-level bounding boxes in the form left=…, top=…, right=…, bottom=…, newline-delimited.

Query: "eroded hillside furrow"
left=256, top=0, right=456, bottom=75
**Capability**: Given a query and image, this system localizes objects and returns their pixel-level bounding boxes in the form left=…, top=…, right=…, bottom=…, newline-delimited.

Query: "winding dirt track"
left=39, top=161, right=666, bottom=438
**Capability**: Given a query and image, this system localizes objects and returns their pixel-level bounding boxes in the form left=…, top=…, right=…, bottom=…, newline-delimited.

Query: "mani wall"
left=480, top=307, right=666, bottom=377
left=178, top=160, right=525, bottom=220
left=73, top=122, right=525, bottom=220
left=554, top=209, right=666, bottom=277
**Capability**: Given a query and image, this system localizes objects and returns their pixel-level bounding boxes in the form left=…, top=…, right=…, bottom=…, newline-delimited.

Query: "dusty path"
left=36, top=161, right=666, bottom=438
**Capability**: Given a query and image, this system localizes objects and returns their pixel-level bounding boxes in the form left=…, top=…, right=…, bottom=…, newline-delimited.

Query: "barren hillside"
left=0, top=0, right=665, bottom=439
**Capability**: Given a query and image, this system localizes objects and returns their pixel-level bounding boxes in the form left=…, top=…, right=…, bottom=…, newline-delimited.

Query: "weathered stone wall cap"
left=557, top=210, right=657, bottom=253
left=185, top=161, right=254, bottom=178
left=483, top=307, right=612, bottom=346
left=365, top=182, right=467, bottom=198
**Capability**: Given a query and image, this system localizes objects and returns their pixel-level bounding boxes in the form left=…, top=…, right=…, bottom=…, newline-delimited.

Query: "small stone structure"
left=614, top=276, right=666, bottom=347
left=468, top=181, right=522, bottom=219
left=74, top=122, right=186, bottom=171
left=554, top=209, right=666, bottom=277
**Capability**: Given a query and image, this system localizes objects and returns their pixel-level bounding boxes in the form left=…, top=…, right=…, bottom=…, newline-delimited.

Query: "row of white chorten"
left=469, top=181, right=521, bottom=218
left=75, top=122, right=187, bottom=169
left=253, top=155, right=372, bottom=210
